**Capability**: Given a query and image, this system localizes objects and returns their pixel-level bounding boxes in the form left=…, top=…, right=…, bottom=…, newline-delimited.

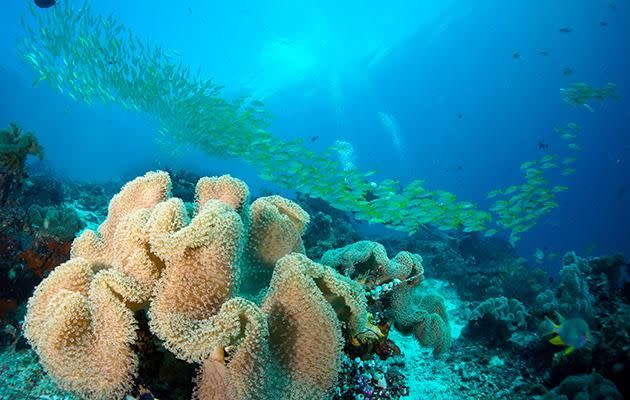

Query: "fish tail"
left=549, top=334, right=565, bottom=346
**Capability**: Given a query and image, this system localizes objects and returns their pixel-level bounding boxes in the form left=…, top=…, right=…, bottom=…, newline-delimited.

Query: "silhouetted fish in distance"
left=599, top=20, right=609, bottom=27
left=512, top=52, right=521, bottom=59
left=562, top=67, right=574, bottom=76
left=537, top=50, right=550, bottom=56
left=34, top=0, right=56, bottom=8
left=538, top=140, right=549, bottom=150
left=559, top=27, right=572, bottom=33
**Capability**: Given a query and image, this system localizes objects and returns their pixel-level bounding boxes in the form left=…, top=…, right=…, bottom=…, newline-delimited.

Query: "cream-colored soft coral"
left=194, top=298, right=270, bottom=400
left=148, top=198, right=244, bottom=362
left=247, top=195, right=309, bottom=267
left=23, top=171, right=171, bottom=399
left=25, top=170, right=369, bottom=400
left=390, top=284, right=451, bottom=356
left=190, top=253, right=372, bottom=400
left=23, top=258, right=141, bottom=399
left=195, top=175, right=250, bottom=216
left=261, top=253, right=369, bottom=399
left=72, top=170, right=170, bottom=264
left=239, top=196, right=309, bottom=298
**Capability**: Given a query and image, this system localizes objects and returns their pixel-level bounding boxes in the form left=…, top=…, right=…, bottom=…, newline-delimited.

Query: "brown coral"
left=247, top=195, right=309, bottom=267
left=23, top=258, right=139, bottom=399
left=195, top=298, right=270, bottom=400
left=390, top=284, right=451, bottom=356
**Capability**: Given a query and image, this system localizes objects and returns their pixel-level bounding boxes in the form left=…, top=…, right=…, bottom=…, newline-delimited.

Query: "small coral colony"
left=0, top=1, right=628, bottom=400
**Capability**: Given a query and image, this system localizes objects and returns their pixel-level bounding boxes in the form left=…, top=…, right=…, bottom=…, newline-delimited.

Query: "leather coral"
left=23, top=171, right=171, bottom=399
left=24, top=171, right=371, bottom=400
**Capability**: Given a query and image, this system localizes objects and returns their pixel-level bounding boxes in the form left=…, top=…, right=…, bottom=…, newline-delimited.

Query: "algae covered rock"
left=535, top=372, right=622, bottom=400
left=0, top=123, right=44, bottom=206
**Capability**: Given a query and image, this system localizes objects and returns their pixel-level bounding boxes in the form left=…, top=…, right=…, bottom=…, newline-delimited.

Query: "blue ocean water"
left=0, top=0, right=628, bottom=269
left=2, top=2, right=630, bottom=399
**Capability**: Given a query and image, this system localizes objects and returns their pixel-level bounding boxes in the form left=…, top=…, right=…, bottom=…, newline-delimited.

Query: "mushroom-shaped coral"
left=261, top=253, right=370, bottom=399
left=240, top=195, right=310, bottom=298
left=148, top=197, right=244, bottom=362
left=195, top=175, right=250, bottom=216
left=23, top=171, right=374, bottom=400
left=463, top=296, right=528, bottom=345
left=320, top=240, right=423, bottom=287
left=23, top=171, right=171, bottom=399
left=194, top=298, right=270, bottom=400
left=390, top=284, right=451, bottom=356
left=190, top=253, right=372, bottom=400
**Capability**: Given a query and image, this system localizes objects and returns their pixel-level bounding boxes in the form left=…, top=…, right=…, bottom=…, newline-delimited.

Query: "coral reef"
left=535, top=372, right=622, bottom=400
left=2, top=165, right=627, bottom=400
left=334, top=355, right=409, bottom=399
left=22, top=171, right=375, bottom=400
left=0, top=123, right=44, bottom=207
left=321, top=241, right=423, bottom=287
left=463, top=296, right=528, bottom=345
left=390, top=284, right=452, bottom=356
left=27, top=204, right=85, bottom=241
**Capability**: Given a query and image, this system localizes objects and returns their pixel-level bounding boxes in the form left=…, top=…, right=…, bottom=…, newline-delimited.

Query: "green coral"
left=534, top=372, right=622, bottom=400
left=28, top=205, right=85, bottom=241
left=0, top=123, right=43, bottom=172
left=0, top=123, right=44, bottom=205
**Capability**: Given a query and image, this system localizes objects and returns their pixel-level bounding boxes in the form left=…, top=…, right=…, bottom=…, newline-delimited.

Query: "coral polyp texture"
left=24, top=171, right=172, bottom=398
left=321, top=240, right=423, bottom=287
left=390, top=284, right=452, bottom=356
left=22, top=171, right=372, bottom=400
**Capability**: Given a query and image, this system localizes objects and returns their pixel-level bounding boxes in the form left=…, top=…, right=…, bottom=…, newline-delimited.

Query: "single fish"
left=539, top=312, right=591, bottom=355
left=512, top=52, right=521, bottom=60
left=559, top=27, right=572, bottom=33
left=562, top=67, right=574, bottom=76
left=34, top=0, right=56, bottom=8
left=599, top=20, right=608, bottom=27
left=537, top=50, right=550, bottom=56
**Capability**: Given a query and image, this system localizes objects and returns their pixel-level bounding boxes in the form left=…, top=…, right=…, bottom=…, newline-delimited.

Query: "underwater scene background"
left=0, top=0, right=629, bottom=399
